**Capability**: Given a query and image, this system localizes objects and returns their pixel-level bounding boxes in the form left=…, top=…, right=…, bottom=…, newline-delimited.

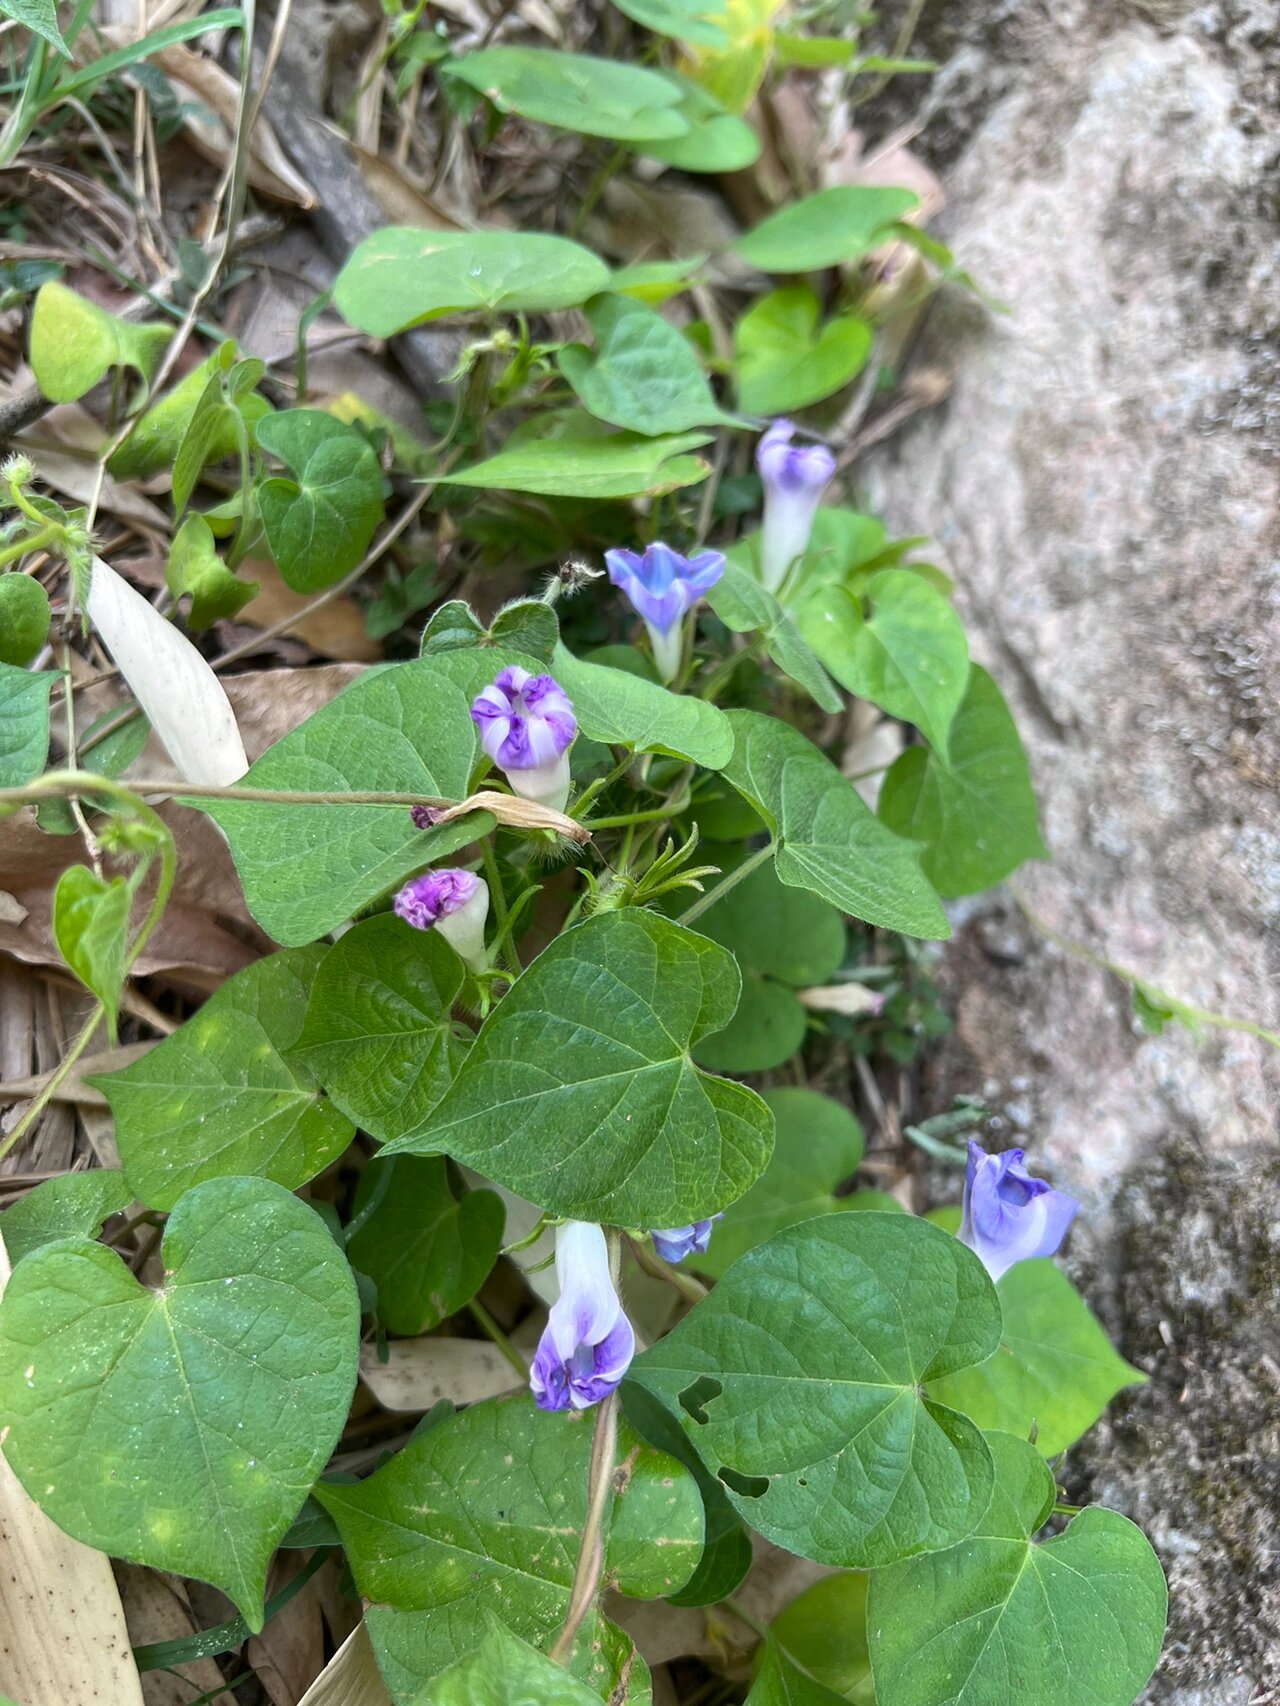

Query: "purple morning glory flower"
left=393, top=868, right=490, bottom=969
left=530, top=1222, right=635, bottom=1412
left=756, top=419, right=836, bottom=593
left=958, top=1141, right=1079, bottom=1283
left=649, top=1217, right=722, bottom=1265
left=470, top=666, right=576, bottom=812
left=604, top=542, right=725, bottom=683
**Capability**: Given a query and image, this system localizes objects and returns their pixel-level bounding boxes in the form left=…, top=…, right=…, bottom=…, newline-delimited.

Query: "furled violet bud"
left=649, top=1216, right=722, bottom=1265
left=470, top=666, right=576, bottom=813
left=756, top=419, right=836, bottom=594
left=958, top=1141, right=1078, bottom=1283
left=530, top=1222, right=635, bottom=1412
left=393, top=868, right=490, bottom=971
left=604, top=541, right=725, bottom=684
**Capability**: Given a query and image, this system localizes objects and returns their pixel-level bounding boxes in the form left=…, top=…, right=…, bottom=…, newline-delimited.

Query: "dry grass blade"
left=431, top=790, right=591, bottom=843
left=0, top=1237, right=147, bottom=1706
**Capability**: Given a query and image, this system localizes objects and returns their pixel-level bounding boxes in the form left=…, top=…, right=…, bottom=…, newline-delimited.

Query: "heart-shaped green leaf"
left=94, top=946, right=353, bottom=1210
left=926, top=1258, right=1145, bottom=1457
left=334, top=228, right=610, bottom=336
left=200, top=659, right=489, bottom=946
left=746, top=1636, right=849, bottom=1705
left=446, top=47, right=688, bottom=141
left=867, top=1432, right=1167, bottom=1706
left=552, top=643, right=734, bottom=767
left=629, top=1213, right=1000, bottom=1566
left=381, top=910, right=774, bottom=1227
left=167, top=513, right=258, bottom=630
left=0, top=1169, right=132, bottom=1266
left=445, top=427, right=712, bottom=498
left=52, top=865, right=131, bottom=1035
left=417, top=1616, right=607, bottom=1704
left=559, top=293, right=727, bottom=436
left=733, top=187, right=919, bottom=273
left=29, top=281, right=170, bottom=404
left=255, top=411, right=384, bottom=593
left=705, top=561, right=841, bottom=713
left=345, top=1156, right=503, bottom=1335
left=611, top=0, right=731, bottom=49
left=878, top=665, right=1046, bottom=897
left=636, top=73, right=759, bottom=171
left=317, top=1394, right=700, bottom=1695
left=696, top=1087, right=864, bottom=1278
left=0, top=663, right=55, bottom=784
left=292, top=914, right=467, bottom=1141
left=5, top=0, right=68, bottom=53
left=795, top=570, right=969, bottom=757
left=771, top=1573, right=873, bottom=1702
left=0, top=576, right=51, bottom=668
left=734, top=286, right=871, bottom=415
left=0, top=1176, right=360, bottom=1626
left=720, top=708, right=948, bottom=938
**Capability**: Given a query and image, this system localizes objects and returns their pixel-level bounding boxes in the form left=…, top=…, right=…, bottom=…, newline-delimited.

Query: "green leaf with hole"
left=0, top=576, right=51, bottom=667
left=52, top=865, right=130, bottom=1036
left=697, top=1088, right=864, bottom=1278
left=721, top=708, right=948, bottom=937
left=705, top=563, right=841, bottom=713
left=93, top=946, right=353, bottom=1210
left=291, top=913, right=467, bottom=1142
left=630, top=1213, right=1000, bottom=1566
left=167, top=513, right=258, bottom=630
left=868, top=1431, right=1167, bottom=1706
left=0, top=1170, right=132, bottom=1266
left=445, top=427, right=711, bottom=498
left=446, top=47, right=688, bottom=142
left=733, top=187, right=920, bottom=273
left=381, top=910, right=774, bottom=1227
left=734, top=285, right=871, bottom=415
left=559, top=293, right=727, bottom=436
left=878, top=665, right=1046, bottom=897
left=317, top=1394, right=699, bottom=1693
left=552, top=643, right=733, bottom=766
left=686, top=857, right=844, bottom=1075
left=926, top=1259, right=1145, bottom=1457
left=746, top=1637, right=849, bottom=1705
left=345, top=1157, right=502, bottom=1336
left=254, top=410, right=383, bottom=593
left=0, top=663, right=54, bottom=784
left=796, top=570, right=969, bottom=757
left=418, top=1616, right=607, bottom=1705
left=611, top=0, right=730, bottom=48
left=29, top=281, right=170, bottom=404
left=200, top=658, right=489, bottom=946
left=334, top=227, right=611, bottom=336
left=0, top=1176, right=360, bottom=1629
left=637, top=73, right=760, bottom=171
left=4, top=0, right=67, bottom=52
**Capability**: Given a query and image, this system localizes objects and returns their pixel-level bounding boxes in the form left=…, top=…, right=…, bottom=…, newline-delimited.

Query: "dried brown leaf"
left=116, top=1564, right=227, bottom=1706
left=357, top=1338, right=521, bottom=1412
left=297, top=1623, right=393, bottom=1706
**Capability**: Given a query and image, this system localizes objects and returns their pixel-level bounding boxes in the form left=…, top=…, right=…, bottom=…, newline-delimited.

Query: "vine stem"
left=0, top=775, right=456, bottom=812
left=680, top=841, right=775, bottom=927
left=626, top=1235, right=707, bottom=1307
left=548, top=1385, right=619, bottom=1666
left=1009, top=884, right=1280, bottom=1051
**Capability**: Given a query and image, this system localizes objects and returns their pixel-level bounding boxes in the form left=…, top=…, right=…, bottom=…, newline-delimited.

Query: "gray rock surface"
left=861, top=3, right=1279, bottom=1697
